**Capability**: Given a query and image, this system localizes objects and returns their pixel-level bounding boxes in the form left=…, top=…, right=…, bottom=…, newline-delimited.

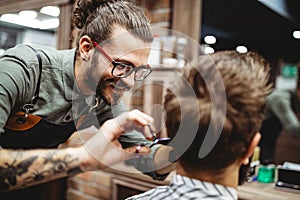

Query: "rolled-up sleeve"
left=268, top=90, right=300, bottom=137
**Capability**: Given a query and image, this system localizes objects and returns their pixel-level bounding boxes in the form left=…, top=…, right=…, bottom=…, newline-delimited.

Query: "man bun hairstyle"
left=73, top=0, right=153, bottom=45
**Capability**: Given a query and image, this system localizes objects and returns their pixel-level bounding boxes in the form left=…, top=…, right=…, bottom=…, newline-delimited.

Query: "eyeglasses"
left=147, top=125, right=171, bottom=147
left=93, top=41, right=152, bottom=81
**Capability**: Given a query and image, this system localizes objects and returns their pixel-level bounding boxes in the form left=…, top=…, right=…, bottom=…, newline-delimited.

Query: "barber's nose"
left=121, top=72, right=135, bottom=87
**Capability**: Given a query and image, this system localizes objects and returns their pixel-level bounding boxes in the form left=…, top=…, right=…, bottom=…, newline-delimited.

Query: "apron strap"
left=26, top=45, right=42, bottom=105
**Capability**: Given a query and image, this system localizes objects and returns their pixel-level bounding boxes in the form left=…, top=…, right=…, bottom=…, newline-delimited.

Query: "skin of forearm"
left=0, top=148, right=85, bottom=192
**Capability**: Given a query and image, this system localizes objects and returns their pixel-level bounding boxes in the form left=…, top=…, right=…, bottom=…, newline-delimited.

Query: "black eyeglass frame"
left=93, top=41, right=152, bottom=81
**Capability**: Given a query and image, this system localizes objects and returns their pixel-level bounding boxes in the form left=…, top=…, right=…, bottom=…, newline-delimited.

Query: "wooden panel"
left=137, top=0, right=170, bottom=10
left=137, top=0, right=172, bottom=30
left=274, top=130, right=300, bottom=165
left=149, top=8, right=171, bottom=23
left=57, top=3, right=73, bottom=50
left=172, top=0, right=202, bottom=61
left=112, top=178, right=157, bottom=200
left=0, top=0, right=70, bottom=15
left=149, top=81, right=164, bottom=135
left=172, top=0, right=201, bottom=41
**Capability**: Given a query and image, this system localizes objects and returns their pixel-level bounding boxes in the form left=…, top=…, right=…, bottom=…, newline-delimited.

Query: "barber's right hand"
left=78, top=109, right=154, bottom=170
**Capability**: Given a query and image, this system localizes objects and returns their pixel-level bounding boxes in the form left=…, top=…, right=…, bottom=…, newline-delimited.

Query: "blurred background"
left=201, top=0, right=300, bottom=87
left=0, top=0, right=299, bottom=200
left=1, top=0, right=300, bottom=86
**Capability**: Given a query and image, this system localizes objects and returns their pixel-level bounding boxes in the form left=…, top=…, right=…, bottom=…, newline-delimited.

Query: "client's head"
left=164, top=50, right=271, bottom=184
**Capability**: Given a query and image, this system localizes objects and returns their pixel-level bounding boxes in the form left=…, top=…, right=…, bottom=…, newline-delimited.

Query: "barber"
left=0, top=0, right=174, bottom=198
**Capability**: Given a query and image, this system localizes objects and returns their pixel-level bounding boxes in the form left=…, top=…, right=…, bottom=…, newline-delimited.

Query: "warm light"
left=204, top=35, right=217, bottom=44
left=0, top=13, right=58, bottom=30
left=0, top=14, right=40, bottom=29
left=0, top=49, right=5, bottom=55
left=39, top=18, right=59, bottom=29
left=293, top=30, right=300, bottom=39
left=236, top=45, right=248, bottom=53
left=204, top=46, right=215, bottom=54
left=40, top=6, right=60, bottom=17
left=19, top=10, right=37, bottom=19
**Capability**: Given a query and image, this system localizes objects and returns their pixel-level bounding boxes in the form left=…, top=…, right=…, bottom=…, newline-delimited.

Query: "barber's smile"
left=108, top=81, right=129, bottom=94
left=112, top=85, right=128, bottom=94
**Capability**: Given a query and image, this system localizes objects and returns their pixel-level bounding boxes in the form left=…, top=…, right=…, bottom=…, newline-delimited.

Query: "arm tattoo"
left=0, top=149, right=83, bottom=191
left=0, top=156, right=37, bottom=191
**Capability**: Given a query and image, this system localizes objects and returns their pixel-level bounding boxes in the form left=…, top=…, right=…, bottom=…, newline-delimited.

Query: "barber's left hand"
left=79, top=109, right=153, bottom=170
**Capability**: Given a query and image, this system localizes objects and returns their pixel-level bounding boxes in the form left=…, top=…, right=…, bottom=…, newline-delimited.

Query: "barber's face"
left=88, top=29, right=151, bottom=105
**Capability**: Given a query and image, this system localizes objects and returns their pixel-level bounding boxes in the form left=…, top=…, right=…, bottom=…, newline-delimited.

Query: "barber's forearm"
left=154, top=145, right=176, bottom=175
left=0, top=148, right=86, bottom=192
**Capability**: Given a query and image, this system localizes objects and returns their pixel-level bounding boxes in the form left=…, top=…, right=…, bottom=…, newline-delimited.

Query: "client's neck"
left=176, top=162, right=239, bottom=189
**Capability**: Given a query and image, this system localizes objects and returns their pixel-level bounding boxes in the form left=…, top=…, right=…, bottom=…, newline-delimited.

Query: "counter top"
left=105, top=162, right=300, bottom=200
left=238, top=180, right=300, bottom=200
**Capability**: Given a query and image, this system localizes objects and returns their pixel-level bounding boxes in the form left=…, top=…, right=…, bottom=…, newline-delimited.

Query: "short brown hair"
left=164, top=51, right=272, bottom=173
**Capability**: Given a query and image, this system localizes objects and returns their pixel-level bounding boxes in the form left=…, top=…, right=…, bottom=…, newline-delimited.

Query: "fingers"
left=81, top=131, right=151, bottom=170
left=135, top=145, right=143, bottom=153
left=126, top=110, right=154, bottom=139
left=124, top=109, right=154, bottom=127
left=142, top=125, right=155, bottom=140
left=117, top=144, right=151, bottom=162
left=125, top=144, right=151, bottom=155
left=101, top=109, right=154, bottom=140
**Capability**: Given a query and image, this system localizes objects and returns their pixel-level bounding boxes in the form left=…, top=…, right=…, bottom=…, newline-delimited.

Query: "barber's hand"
left=79, top=109, right=153, bottom=170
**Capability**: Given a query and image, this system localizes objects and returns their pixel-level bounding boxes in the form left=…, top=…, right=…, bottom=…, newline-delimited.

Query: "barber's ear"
left=79, top=36, right=93, bottom=60
left=241, top=133, right=261, bottom=165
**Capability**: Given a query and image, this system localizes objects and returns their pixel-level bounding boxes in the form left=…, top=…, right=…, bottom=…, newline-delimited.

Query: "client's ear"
left=241, top=133, right=261, bottom=165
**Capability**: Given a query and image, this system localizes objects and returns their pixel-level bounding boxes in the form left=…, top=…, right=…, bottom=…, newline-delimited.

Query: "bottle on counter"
left=257, top=161, right=276, bottom=183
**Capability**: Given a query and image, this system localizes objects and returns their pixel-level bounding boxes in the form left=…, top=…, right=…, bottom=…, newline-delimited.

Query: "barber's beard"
left=87, top=56, right=129, bottom=105
left=96, top=78, right=129, bottom=105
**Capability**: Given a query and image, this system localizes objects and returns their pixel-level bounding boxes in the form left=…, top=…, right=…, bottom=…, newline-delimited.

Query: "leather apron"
left=0, top=119, right=76, bottom=200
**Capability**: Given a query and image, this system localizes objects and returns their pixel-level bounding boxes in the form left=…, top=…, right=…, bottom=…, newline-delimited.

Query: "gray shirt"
left=0, top=44, right=164, bottom=179
left=0, top=44, right=75, bottom=129
left=264, top=89, right=300, bottom=136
